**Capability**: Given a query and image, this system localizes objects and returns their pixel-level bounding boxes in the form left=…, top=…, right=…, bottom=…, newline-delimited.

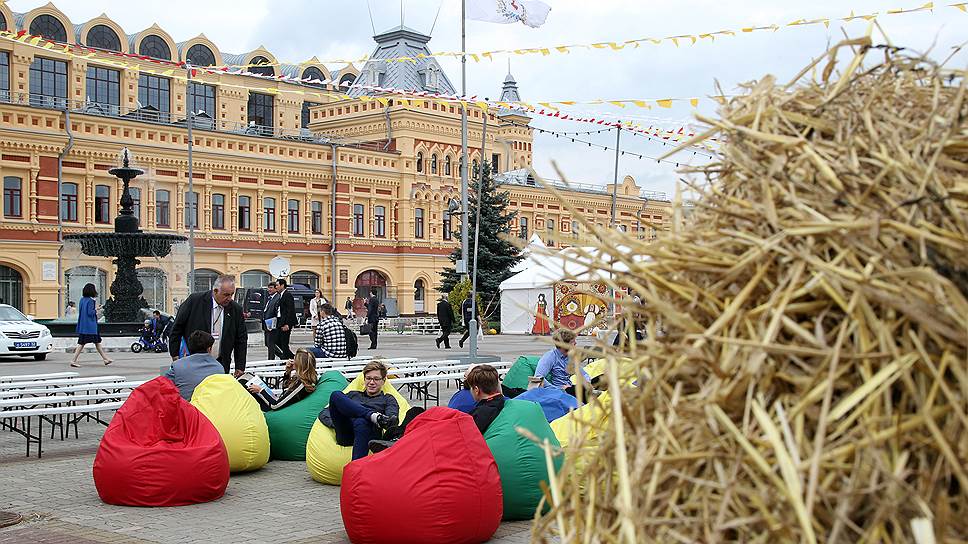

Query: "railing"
left=0, top=92, right=348, bottom=147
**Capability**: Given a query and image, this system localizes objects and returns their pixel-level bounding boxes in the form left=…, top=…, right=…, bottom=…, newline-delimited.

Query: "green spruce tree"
left=439, top=162, right=522, bottom=319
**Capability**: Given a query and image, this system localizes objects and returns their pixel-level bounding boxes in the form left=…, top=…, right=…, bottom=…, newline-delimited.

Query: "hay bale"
left=534, top=37, right=968, bottom=543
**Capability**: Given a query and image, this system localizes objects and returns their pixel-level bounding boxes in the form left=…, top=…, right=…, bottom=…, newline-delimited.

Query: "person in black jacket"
left=365, top=288, right=380, bottom=349
left=466, top=364, right=506, bottom=433
left=435, top=296, right=454, bottom=349
left=275, top=278, right=297, bottom=359
left=262, top=282, right=280, bottom=360
left=168, top=274, right=248, bottom=376
left=458, top=296, right=477, bottom=349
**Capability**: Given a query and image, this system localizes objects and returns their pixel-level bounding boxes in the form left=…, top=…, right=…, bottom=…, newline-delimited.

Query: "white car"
left=0, top=304, right=54, bottom=361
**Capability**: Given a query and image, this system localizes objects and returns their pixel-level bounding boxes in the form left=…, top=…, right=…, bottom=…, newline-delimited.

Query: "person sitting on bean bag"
left=163, top=331, right=225, bottom=401
left=318, top=360, right=398, bottom=460
left=242, top=348, right=317, bottom=411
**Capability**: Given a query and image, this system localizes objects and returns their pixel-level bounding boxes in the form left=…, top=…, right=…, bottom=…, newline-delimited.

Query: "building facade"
left=0, top=3, right=669, bottom=319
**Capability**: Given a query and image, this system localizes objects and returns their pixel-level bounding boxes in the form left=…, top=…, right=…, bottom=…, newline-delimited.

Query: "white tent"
left=499, top=246, right=648, bottom=334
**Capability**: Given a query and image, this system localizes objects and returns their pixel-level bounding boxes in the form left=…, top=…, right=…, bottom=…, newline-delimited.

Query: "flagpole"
left=460, top=0, right=469, bottom=280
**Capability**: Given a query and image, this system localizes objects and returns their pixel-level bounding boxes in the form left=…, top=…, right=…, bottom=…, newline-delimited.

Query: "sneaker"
left=368, top=439, right=396, bottom=453
left=374, top=413, right=393, bottom=429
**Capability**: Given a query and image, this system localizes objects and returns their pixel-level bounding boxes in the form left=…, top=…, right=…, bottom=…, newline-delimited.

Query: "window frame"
left=211, top=193, right=225, bottom=230
left=185, top=44, right=216, bottom=67
left=287, top=199, right=300, bottom=233
left=61, top=182, right=78, bottom=222
left=94, top=184, right=111, bottom=224
left=85, top=24, right=121, bottom=52
left=247, top=91, right=275, bottom=133
left=29, top=57, right=68, bottom=105
left=187, top=82, right=216, bottom=116
left=374, top=205, right=386, bottom=238
left=130, top=187, right=141, bottom=220
left=184, top=191, right=199, bottom=229
left=85, top=65, right=121, bottom=109
left=138, top=73, right=170, bottom=115
left=301, top=100, right=321, bottom=129
left=0, top=52, right=9, bottom=97
left=353, top=204, right=364, bottom=236
left=263, top=196, right=276, bottom=232
left=138, top=35, right=171, bottom=60
left=238, top=195, right=251, bottom=231
left=415, top=208, right=425, bottom=239
left=519, top=216, right=528, bottom=239
left=415, top=152, right=423, bottom=173
left=442, top=213, right=452, bottom=241
left=311, top=201, right=323, bottom=234
left=155, top=189, right=170, bottom=228
left=3, top=176, right=22, bottom=218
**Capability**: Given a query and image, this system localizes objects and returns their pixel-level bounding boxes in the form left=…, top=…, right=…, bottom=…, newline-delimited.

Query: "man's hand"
left=281, top=325, right=290, bottom=332
left=246, top=383, right=262, bottom=394
left=234, top=369, right=244, bottom=378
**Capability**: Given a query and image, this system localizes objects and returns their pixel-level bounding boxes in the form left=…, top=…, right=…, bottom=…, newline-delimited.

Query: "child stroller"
left=131, top=320, right=168, bottom=353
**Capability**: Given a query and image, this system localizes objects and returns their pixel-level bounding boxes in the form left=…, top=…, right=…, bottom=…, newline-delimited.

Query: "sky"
left=7, top=0, right=967, bottom=198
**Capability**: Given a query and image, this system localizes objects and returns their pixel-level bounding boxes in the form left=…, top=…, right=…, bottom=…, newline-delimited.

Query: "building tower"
left=495, top=69, right=534, bottom=172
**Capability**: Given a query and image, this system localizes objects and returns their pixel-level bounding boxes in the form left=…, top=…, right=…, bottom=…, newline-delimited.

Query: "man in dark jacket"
left=435, top=296, right=454, bottom=349
left=365, top=288, right=380, bottom=349
left=262, top=282, right=280, bottom=360
left=467, top=364, right=506, bottom=434
left=168, top=274, right=247, bottom=375
left=458, top=296, right=477, bottom=349
left=275, top=278, right=297, bottom=359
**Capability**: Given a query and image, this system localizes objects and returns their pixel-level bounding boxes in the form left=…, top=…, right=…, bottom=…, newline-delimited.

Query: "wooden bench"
left=1, top=401, right=125, bottom=458
left=0, top=372, right=79, bottom=383
left=0, top=375, right=125, bottom=392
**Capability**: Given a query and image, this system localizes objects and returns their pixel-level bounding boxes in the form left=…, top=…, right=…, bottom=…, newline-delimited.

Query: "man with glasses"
left=168, top=274, right=248, bottom=376
left=318, top=361, right=399, bottom=460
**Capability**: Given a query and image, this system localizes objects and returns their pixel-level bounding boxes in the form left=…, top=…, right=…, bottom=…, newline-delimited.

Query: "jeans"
left=328, top=391, right=379, bottom=460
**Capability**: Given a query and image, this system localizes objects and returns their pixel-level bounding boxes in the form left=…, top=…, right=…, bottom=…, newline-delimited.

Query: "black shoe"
left=459, top=339, right=464, bottom=348
left=444, top=344, right=451, bottom=349
left=435, top=338, right=441, bottom=348
left=374, top=413, right=392, bottom=429
left=368, top=439, right=396, bottom=453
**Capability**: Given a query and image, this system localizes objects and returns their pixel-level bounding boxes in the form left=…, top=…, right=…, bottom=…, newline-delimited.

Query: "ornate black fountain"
left=64, top=148, right=187, bottom=323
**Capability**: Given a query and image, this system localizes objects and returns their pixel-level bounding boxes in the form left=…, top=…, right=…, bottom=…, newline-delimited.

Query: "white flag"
left=467, top=0, right=552, bottom=28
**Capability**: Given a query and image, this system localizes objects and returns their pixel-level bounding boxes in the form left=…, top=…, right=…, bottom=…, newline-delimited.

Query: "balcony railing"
left=0, top=92, right=343, bottom=146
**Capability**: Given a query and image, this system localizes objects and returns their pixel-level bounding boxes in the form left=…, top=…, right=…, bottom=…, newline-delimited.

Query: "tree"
left=439, top=162, right=522, bottom=319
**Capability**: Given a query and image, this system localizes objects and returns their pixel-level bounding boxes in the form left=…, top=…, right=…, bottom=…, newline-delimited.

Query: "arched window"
left=430, top=154, right=438, bottom=174
left=66, top=266, right=107, bottom=307
left=339, top=73, right=356, bottom=88
left=291, top=271, right=320, bottom=291
left=444, top=156, right=452, bottom=176
left=415, top=152, right=423, bottom=173
left=86, top=24, right=121, bottom=51
left=191, top=268, right=220, bottom=294
left=137, top=267, right=167, bottom=312
left=29, top=15, right=67, bottom=42
left=355, top=270, right=387, bottom=301
left=139, top=35, right=171, bottom=60
left=0, top=13, right=6, bottom=32
left=413, top=279, right=426, bottom=313
left=301, top=66, right=326, bottom=87
left=249, top=55, right=274, bottom=77
left=186, top=44, right=216, bottom=67
left=0, top=265, right=23, bottom=311
left=241, top=270, right=271, bottom=289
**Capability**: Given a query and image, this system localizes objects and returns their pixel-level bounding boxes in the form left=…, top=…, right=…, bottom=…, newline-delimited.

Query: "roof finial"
left=366, top=0, right=376, bottom=35
left=400, top=0, right=404, bottom=27
left=507, top=58, right=511, bottom=76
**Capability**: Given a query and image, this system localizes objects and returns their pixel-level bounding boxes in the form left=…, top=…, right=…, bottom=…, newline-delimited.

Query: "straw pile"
left=533, top=37, right=968, bottom=543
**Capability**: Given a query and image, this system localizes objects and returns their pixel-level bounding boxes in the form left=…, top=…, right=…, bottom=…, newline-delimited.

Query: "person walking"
left=458, top=296, right=477, bottom=349
left=309, top=288, right=326, bottom=328
left=275, top=278, right=297, bottom=359
left=365, top=288, right=380, bottom=349
left=344, top=296, right=354, bottom=317
left=168, top=274, right=248, bottom=376
left=435, top=296, right=454, bottom=349
left=70, top=283, right=112, bottom=367
left=262, top=282, right=280, bottom=360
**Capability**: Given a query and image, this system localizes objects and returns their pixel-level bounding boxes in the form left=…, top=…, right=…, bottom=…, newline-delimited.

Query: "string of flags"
left=527, top=124, right=712, bottom=168
left=209, top=2, right=956, bottom=69
left=521, top=121, right=717, bottom=159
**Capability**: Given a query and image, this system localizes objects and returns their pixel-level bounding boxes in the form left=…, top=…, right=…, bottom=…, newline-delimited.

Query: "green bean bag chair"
left=264, top=371, right=347, bottom=461
left=483, top=399, right=563, bottom=520
left=502, top=355, right=542, bottom=390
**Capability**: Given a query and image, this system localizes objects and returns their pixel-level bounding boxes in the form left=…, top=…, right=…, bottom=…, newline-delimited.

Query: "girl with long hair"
left=70, top=283, right=112, bottom=367
left=246, top=348, right=318, bottom=411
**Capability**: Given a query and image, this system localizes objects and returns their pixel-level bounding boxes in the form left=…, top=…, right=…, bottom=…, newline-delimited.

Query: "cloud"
left=11, top=0, right=966, bottom=196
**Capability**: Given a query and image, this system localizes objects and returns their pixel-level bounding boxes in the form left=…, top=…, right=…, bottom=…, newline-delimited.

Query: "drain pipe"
left=56, top=107, right=74, bottom=318
left=383, top=105, right=392, bottom=151
left=329, top=143, right=338, bottom=304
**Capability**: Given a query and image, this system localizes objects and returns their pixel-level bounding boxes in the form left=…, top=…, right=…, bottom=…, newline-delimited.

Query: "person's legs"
left=70, top=343, right=84, bottom=366
left=441, top=325, right=452, bottom=348
left=265, top=330, right=277, bottom=360
left=350, top=418, right=374, bottom=459
left=276, top=329, right=294, bottom=359
left=459, top=328, right=470, bottom=348
left=328, top=391, right=379, bottom=459
left=93, top=342, right=112, bottom=365
left=308, top=346, right=328, bottom=359
left=368, top=324, right=378, bottom=349
left=383, top=406, right=423, bottom=441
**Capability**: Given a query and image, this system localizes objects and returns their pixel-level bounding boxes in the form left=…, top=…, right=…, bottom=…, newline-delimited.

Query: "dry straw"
left=531, top=35, right=967, bottom=543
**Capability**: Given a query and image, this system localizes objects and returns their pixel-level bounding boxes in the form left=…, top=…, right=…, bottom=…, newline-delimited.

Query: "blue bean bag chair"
left=515, top=387, right=579, bottom=422
left=446, top=389, right=477, bottom=413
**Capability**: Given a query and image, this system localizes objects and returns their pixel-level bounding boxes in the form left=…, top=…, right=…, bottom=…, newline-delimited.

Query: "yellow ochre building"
left=0, top=2, right=670, bottom=319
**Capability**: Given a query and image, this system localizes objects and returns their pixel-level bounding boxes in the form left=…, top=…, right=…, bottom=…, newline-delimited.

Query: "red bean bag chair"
left=93, top=377, right=229, bottom=506
left=341, top=407, right=502, bottom=544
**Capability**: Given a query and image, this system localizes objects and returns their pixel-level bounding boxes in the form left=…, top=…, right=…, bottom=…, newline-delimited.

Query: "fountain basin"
left=63, top=232, right=188, bottom=258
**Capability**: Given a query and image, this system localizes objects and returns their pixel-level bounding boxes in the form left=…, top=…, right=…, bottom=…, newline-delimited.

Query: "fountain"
left=64, top=148, right=188, bottom=323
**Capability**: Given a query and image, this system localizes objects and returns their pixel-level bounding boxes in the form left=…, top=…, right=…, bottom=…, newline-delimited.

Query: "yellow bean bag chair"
left=191, top=374, right=270, bottom=472
left=571, top=357, right=635, bottom=385
left=306, top=373, right=411, bottom=485
left=550, top=392, right=610, bottom=479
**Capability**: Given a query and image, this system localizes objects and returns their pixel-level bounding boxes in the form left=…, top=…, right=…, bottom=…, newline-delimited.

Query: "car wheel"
left=131, top=342, right=143, bottom=353
left=34, top=353, right=47, bottom=361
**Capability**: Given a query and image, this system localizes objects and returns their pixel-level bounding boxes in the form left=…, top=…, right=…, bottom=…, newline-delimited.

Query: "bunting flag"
left=207, top=1, right=952, bottom=69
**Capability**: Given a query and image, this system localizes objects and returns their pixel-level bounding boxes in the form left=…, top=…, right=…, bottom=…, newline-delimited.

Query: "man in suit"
left=168, top=274, right=247, bottom=375
left=435, top=296, right=454, bottom=349
left=275, top=278, right=297, bottom=359
left=262, top=282, right=280, bottom=360
left=366, top=288, right=380, bottom=349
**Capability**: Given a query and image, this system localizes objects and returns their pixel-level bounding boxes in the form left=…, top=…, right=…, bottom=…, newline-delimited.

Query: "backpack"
left=343, top=324, right=359, bottom=358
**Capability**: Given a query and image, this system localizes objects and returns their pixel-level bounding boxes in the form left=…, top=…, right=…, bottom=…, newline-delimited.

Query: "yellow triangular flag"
left=657, top=99, right=673, bottom=108
left=632, top=100, right=650, bottom=108
left=608, top=101, right=627, bottom=108
left=689, top=98, right=699, bottom=107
